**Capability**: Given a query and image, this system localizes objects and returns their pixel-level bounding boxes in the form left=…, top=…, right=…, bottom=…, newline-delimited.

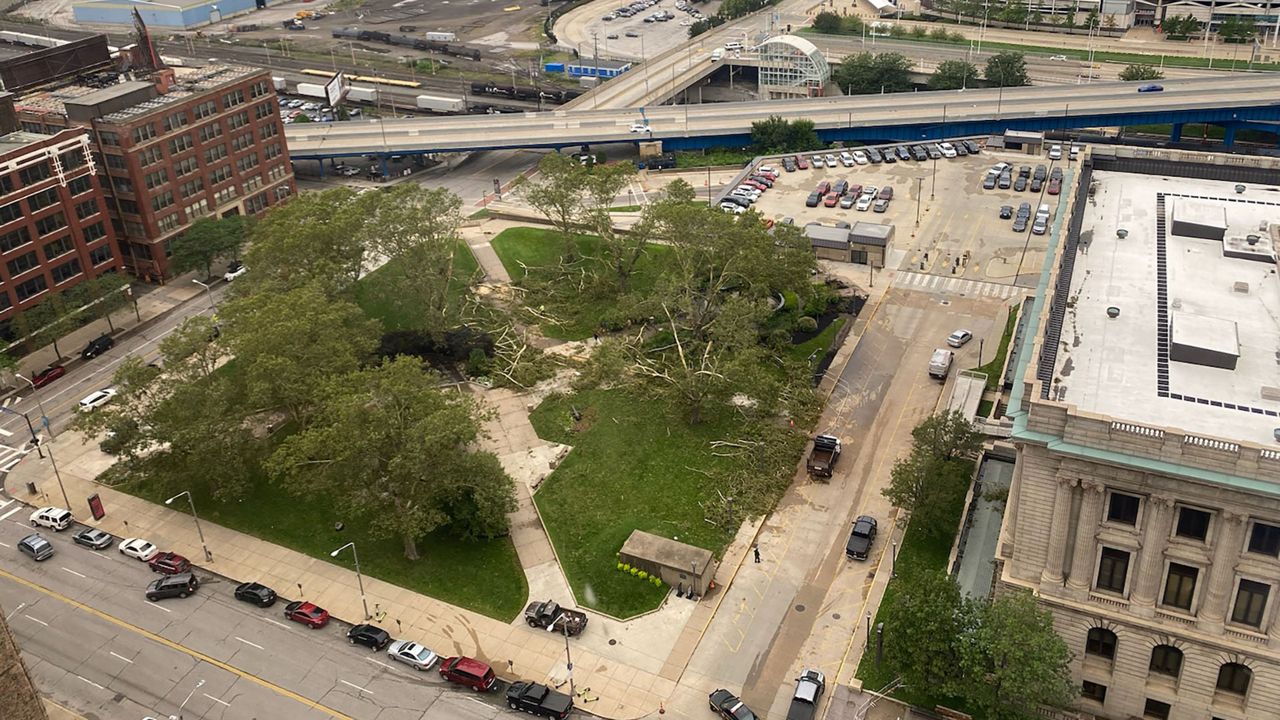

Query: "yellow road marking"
left=0, top=567, right=353, bottom=720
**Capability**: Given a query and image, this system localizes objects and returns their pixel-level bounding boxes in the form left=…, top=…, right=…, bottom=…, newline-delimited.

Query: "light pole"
left=0, top=406, right=40, bottom=456
left=191, top=278, right=217, bottom=313
left=174, top=678, right=205, bottom=719
left=14, top=374, right=69, bottom=509
left=915, top=176, right=923, bottom=227
left=165, top=490, right=213, bottom=562
left=331, top=541, right=371, bottom=620
left=550, top=613, right=575, bottom=699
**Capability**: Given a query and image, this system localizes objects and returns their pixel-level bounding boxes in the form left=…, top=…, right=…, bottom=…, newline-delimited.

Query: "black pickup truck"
left=506, top=681, right=573, bottom=719
left=786, top=669, right=826, bottom=720
left=806, top=435, right=842, bottom=479
left=524, top=599, right=588, bottom=636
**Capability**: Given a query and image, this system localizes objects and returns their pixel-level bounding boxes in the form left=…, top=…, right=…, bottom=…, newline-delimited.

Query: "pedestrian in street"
left=753, top=544, right=761, bottom=563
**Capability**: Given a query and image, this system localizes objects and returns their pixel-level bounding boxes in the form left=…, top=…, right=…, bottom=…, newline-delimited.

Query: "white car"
left=1070, top=145, right=1081, bottom=160
left=719, top=202, right=745, bottom=214
left=119, top=537, right=160, bottom=562
left=810, top=155, right=825, bottom=168
left=947, top=329, right=974, bottom=348
left=839, top=151, right=855, bottom=167
left=78, top=388, right=117, bottom=412
left=862, top=185, right=879, bottom=199
left=1048, top=144, right=1062, bottom=160
left=939, top=143, right=957, bottom=158
left=855, top=195, right=874, bottom=211
left=628, top=122, right=651, bottom=133
left=1048, top=54, right=1068, bottom=61
left=224, top=260, right=247, bottom=281
left=757, top=165, right=777, bottom=175
left=387, top=640, right=440, bottom=671
left=824, top=153, right=838, bottom=167
left=852, top=150, right=869, bottom=165
left=30, top=507, right=73, bottom=531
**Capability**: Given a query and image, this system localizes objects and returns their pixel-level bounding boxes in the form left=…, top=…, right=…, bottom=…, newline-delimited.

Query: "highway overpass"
left=283, top=75, right=1280, bottom=160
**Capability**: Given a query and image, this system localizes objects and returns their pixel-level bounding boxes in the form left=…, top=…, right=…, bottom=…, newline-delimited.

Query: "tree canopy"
left=750, top=116, right=822, bottom=154
left=984, top=52, right=1030, bottom=87
left=928, top=60, right=979, bottom=90
left=833, top=52, right=914, bottom=95
left=883, top=410, right=982, bottom=537
left=1119, top=63, right=1164, bottom=81
left=168, top=215, right=250, bottom=279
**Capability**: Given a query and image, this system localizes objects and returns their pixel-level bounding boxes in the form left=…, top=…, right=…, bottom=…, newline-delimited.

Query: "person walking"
left=753, top=544, right=761, bottom=563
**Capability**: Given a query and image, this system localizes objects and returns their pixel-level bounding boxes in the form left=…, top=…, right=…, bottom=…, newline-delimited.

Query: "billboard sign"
left=324, top=71, right=347, bottom=107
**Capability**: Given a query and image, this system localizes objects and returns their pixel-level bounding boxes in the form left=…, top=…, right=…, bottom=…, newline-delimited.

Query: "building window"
left=6, top=251, right=39, bottom=277
left=268, top=164, right=287, bottom=182
left=175, top=156, right=200, bottom=177
left=151, top=191, right=175, bottom=212
left=42, top=235, right=75, bottom=261
left=50, top=258, right=81, bottom=284
left=0, top=202, right=21, bottom=226
left=1081, top=681, right=1107, bottom=703
left=157, top=214, right=181, bottom=233
left=0, top=290, right=11, bottom=311
left=274, top=185, right=292, bottom=202
left=0, top=174, right=10, bottom=194
left=204, top=144, right=228, bottom=164
left=98, top=131, right=120, bottom=146
left=89, top=243, right=113, bottom=266
left=131, top=242, right=152, bottom=260
left=186, top=198, right=209, bottom=218
left=1108, top=493, right=1141, bottom=525
left=1216, top=663, right=1251, bottom=696
left=194, top=100, right=217, bottom=119
left=27, top=187, right=60, bottom=213
left=1149, top=645, right=1183, bottom=678
left=1162, top=563, right=1198, bottom=611
left=35, top=212, right=67, bottom=237
left=209, top=165, right=233, bottom=185
left=179, top=178, right=204, bottom=198
left=60, top=148, right=86, bottom=169
left=83, top=221, right=106, bottom=243
left=145, top=169, right=169, bottom=190
left=223, top=88, right=245, bottom=108
left=198, top=123, right=223, bottom=143
left=264, top=142, right=283, bottom=160
left=18, top=161, right=51, bottom=186
left=138, top=146, right=164, bottom=167
left=1096, top=548, right=1130, bottom=594
left=245, top=192, right=267, bottom=214
left=118, top=199, right=139, bottom=216
left=236, top=152, right=259, bottom=173
left=232, top=132, right=254, bottom=152
left=1248, top=522, right=1280, bottom=556
left=260, top=122, right=279, bottom=140
left=1176, top=507, right=1211, bottom=541
left=0, top=227, right=31, bottom=253
left=1085, top=628, right=1117, bottom=660
left=213, top=186, right=236, bottom=205
left=68, top=175, right=94, bottom=195
left=14, top=275, right=48, bottom=302
left=1143, top=699, right=1171, bottom=720
left=255, top=100, right=275, bottom=119
left=132, top=123, right=157, bottom=143
left=250, top=79, right=269, bottom=97
left=1231, top=579, right=1269, bottom=628
left=75, top=199, right=99, bottom=220
left=163, top=111, right=188, bottom=131
left=111, top=177, right=134, bottom=195
left=169, top=134, right=194, bottom=155
left=228, top=110, right=250, bottom=129
left=104, top=153, right=126, bottom=170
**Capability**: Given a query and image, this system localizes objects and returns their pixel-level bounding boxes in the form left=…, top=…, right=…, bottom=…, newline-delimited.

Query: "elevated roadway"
left=283, top=74, right=1280, bottom=159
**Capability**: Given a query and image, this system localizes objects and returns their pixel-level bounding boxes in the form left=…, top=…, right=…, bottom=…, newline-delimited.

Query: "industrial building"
left=72, top=0, right=273, bottom=29
left=803, top=221, right=890, bottom=266
left=997, top=146, right=1280, bottom=720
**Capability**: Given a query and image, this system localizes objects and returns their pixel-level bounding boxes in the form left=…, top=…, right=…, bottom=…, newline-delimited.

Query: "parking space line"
left=109, top=651, right=134, bottom=663
left=235, top=636, right=264, bottom=650
left=61, top=567, right=86, bottom=578
left=145, top=601, right=172, bottom=613
left=203, top=693, right=231, bottom=707
left=77, top=675, right=105, bottom=690
left=0, top=498, right=12, bottom=509
left=261, top=617, right=290, bottom=629
left=339, top=679, right=373, bottom=694
left=23, top=614, right=48, bottom=626
left=365, top=657, right=396, bottom=671
left=0, top=541, right=9, bottom=548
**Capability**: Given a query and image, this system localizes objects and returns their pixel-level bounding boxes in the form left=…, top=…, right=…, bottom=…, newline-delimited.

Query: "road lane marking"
left=0, top=427, right=12, bottom=437
left=0, top=566, right=354, bottom=720
left=364, top=657, right=396, bottom=671
left=260, top=617, right=290, bottom=629
left=0, top=498, right=13, bottom=509
left=76, top=671, right=104, bottom=691
left=235, top=636, right=264, bottom=650
left=0, top=506, right=23, bottom=522
left=145, top=601, right=172, bottom=613
left=109, top=651, right=134, bottom=663
left=61, top=567, right=86, bottom=578
left=23, top=614, right=48, bottom=626
left=203, top=693, right=231, bottom=707
left=0, top=541, right=9, bottom=548
left=339, top=679, right=373, bottom=694
left=4, top=602, right=25, bottom=620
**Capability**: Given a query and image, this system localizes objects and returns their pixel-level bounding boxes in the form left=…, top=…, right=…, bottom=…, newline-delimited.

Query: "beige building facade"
left=997, top=148, right=1280, bottom=720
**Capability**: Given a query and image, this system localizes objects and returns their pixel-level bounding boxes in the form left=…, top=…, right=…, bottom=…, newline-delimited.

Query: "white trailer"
left=346, top=86, right=378, bottom=103
left=424, top=31, right=457, bottom=42
left=272, top=76, right=287, bottom=91
left=296, top=82, right=327, bottom=99
left=415, top=94, right=465, bottom=113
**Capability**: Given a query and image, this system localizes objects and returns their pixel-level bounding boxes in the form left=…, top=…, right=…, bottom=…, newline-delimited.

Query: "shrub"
left=617, top=562, right=626, bottom=571
left=466, top=348, right=489, bottom=377
left=797, top=316, right=819, bottom=333
left=651, top=576, right=663, bottom=587
left=630, top=567, right=639, bottom=575
left=638, top=570, right=649, bottom=580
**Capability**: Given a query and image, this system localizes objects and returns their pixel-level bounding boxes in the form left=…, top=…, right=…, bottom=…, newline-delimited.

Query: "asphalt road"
left=0, top=506, right=519, bottom=720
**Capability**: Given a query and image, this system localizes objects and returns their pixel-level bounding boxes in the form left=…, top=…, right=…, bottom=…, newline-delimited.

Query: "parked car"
left=999, top=205, right=1013, bottom=219
left=867, top=147, right=883, bottom=163
left=795, top=155, right=809, bottom=170
left=1033, top=165, right=1048, bottom=181
left=926, top=144, right=943, bottom=159
left=838, top=151, right=854, bottom=167
left=78, top=388, right=117, bottom=412
left=851, top=150, right=868, bottom=165
left=348, top=623, right=392, bottom=650
left=1032, top=216, right=1049, bottom=235
left=845, top=515, right=878, bottom=560
left=1014, top=176, right=1028, bottom=192
left=507, top=681, right=573, bottom=719
left=146, top=572, right=199, bottom=601
left=388, top=640, right=439, bottom=670
left=30, top=507, right=73, bottom=531
left=832, top=179, right=849, bottom=196
left=804, top=192, right=822, bottom=208
left=880, top=148, right=896, bottom=163
left=782, top=157, right=796, bottom=172
left=814, top=180, right=830, bottom=195
left=947, top=329, right=973, bottom=347
left=954, top=142, right=969, bottom=157
left=895, top=145, right=911, bottom=161
left=149, top=552, right=191, bottom=575
left=119, top=537, right=160, bottom=561
left=80, top=335, right=115, bottom=360
left=234, top=582, right=277, bottom=607
left=963, top=139, right=981, bottom=154
left=31, top=365, right=66, bottom=388
left=1030, top=177, right=1043, bottom=193
left=438, top=656, right=498, bottom=691
left=998, top=172, right=1012, bottom=189
left=1048, top=178, right=1062, bottom=195
left=938, top=142, right=957, bottom=158
left=839, top=195, right=855, bottom=209
left=284, top=601, right=331, bottom=628
left=809, top=155, right=824, bottom=168
left=1013, top=215, right=1029, bottom=232
left=1048, top=144, right=1062, bottom=160
left=524, top=599, right=588, bottom=635
left=873, top=198, right=889, bottom=213
left=878, top=186, right=893, bottom=200
left=855, top=195, right=873, bottom=211
left=720, top=202, right=746, bottom=214
left=982, top=173, right=998, bottom=190
left=787, top=669, right=826, bottom=720
left=823, top=193, right=839, bottom=208
left=73, top=528, right=114, bottom=550
left=823, top=153, right=837, bottom=167
left=709, top=688, right=756, bottom=720
left=18, top=533, right=54, bottom=562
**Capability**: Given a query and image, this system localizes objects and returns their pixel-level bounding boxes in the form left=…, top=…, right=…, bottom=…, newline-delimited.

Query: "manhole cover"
left=608, top=639, right=617, bottom=646
left=939, top=300, right=951, bottom=306
left=832, top=613, right=841, bottom=620
left=795, top=604, right=806, bottom=612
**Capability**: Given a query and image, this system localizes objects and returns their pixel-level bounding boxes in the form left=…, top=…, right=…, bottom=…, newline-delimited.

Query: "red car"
left=815, top=180, right=830, bottom=195
left=823, top=193, right=839, bottom=207
left=284, top=600, right=330, bottom=628
left=794, top=155, right=809, bottom=170
left=148, top=552, right=191, bottom=575
left=439, top=656, right=497, bottom=691
left=31, top=366, right=66, bottom=388
left=743, top=180, right=767, bottom=191
left=1047, top=178, right=1061, bottom=195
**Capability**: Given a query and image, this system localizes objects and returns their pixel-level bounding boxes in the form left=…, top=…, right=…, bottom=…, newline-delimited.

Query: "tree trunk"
left=402, top=533, right=420, bottom=560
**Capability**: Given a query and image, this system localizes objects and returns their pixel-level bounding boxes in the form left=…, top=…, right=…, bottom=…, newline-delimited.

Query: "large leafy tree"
left=267, top=356, right=516, bottom=559
left=960, top=591, right=1076, bottom=719
left=241, top=188, right=374, bottom=296
left=526, top=153, right=591, bottom=262
left=832, top=52, right=914, bottom=95
left=750, top=116, right=821, bottom=154
left=168, top=215, right=250, bottom=279
left=928, top=60, right=979, bottom=90
left=1217, top=15, right=1256, bottom=41
left=911, top=409, right=983, bottom=463
left=881, top=566, right=970, bottom=697
left=1161, top=13, right=1200, bottom=39
left=984, top=51, right=1030, bottom=87
left=882, top=411, right=982, bottom=536
left=812, top=10, right=842, bottom=33
left=1119, top=63, right=1164, bottom=81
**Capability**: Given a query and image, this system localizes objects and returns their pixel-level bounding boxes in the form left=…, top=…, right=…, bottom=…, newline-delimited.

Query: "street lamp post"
left=0, top=406, right=41, bottom=456
left=191, top=278, right=217, bottom=313
left=174, top=678, right=205, bottom=719
left=331, top=542, right=371, bottom=620
left=14, top=374, right=69, bottom=509
left=550, top=613, right=575, bottom=699
left=165, top=490, right=213, bottom=562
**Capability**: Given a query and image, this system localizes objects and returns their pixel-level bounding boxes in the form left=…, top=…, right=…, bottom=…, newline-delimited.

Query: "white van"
left=928, top=349, right=954, bottom=380
left=724, top=41, right=744, bottom=51
left=710, top=48, right=724, bottom=61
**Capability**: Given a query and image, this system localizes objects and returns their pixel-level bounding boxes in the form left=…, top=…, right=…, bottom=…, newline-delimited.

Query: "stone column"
left=1040, top=477, right=1078, bottom=587
left=1199, top=511, right=1249, bottom=628
left=1130, top=495, right=1176, bottom=616
left=1066, top=480, right=1106, bottom=593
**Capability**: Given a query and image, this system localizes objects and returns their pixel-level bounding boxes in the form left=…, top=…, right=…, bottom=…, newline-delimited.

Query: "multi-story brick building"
left=14, top=63, right=295, bottom=282
left=0, top=122, right=122, bottom=332
left=998, top=147, right=1280, bottom=720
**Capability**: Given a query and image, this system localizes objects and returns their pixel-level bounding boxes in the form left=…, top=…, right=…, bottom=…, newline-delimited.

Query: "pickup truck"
left=506, top=681, right=573, bottom=719
left=786, top=669, right=826, bottom=720
left=806, top=435, right=842, bottom=479
left=524, top=599, right=588, bottom=636
left=846, top=515, right=878, bottom=560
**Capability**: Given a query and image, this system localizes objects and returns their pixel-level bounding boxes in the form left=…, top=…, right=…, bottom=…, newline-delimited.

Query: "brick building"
left=0, top=122, right=123, bottom=331
left=998, top=148, right=1280, bottom=720
left=14, top=63, right=295, bottom=281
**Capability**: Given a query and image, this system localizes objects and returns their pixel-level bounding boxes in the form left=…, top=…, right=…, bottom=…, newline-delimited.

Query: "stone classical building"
left=998, top=147, right=1280, bottom=720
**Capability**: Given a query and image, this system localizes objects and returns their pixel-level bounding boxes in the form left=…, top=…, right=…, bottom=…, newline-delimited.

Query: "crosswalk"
left=0, top=443, right=29, bottom=474
left=893, top=271, right=1029, bottom=300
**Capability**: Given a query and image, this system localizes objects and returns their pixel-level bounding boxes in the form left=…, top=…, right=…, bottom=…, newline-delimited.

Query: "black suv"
left=348, top=623, right=392, bottom=650
left=805, top=191, right=822, bottom=207
left=832, top=179, right=849, bottom=196
left=845, top=516, right=878, bottom=560
left=234, top=581, right=277, bottom=607
left=81, top=334, right=115, bottom=360
left=146, top=572, right=199, bottom=601
left=895, top=146, right=911, bottom=161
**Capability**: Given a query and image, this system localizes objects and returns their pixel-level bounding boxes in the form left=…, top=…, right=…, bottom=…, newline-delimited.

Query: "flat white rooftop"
left=1055, top=170, right=1280, bottom=447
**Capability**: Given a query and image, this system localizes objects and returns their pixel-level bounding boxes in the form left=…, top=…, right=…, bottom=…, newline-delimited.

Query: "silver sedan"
left=387, top=640, right=439, bottom=671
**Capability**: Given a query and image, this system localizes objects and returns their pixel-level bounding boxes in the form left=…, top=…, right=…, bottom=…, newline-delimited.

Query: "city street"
left=0, top=503, right=517, bottom=720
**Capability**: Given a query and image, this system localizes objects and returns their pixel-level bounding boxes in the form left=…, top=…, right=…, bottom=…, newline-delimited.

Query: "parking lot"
left=733, top=142, right=1076, bottom=288
left=568, top=0, right=722, bottom=61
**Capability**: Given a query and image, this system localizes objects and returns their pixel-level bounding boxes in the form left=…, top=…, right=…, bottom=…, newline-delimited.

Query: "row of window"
left=1105, top=490, right=1280, bottom=556
left=1096, top=546, right=1271, bottom=626
left=1085, top=630, right=1254, bottom=695
left=0, top=252, right=111, bottom=310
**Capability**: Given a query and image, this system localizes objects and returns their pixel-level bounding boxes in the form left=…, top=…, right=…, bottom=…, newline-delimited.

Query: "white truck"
left=346, top=86, right=378, bottom=103
left=296, top=82, right=327, bottom=99
left=271, top=76, right=287, bottom=91
left=424, top=31, right=457, bottom=42
left=415, top=94, right=465, bottom=113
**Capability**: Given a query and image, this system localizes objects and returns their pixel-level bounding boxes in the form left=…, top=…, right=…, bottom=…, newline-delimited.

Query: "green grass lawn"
left=353, top=242, right=480, bottom=331
left=969, top=304, right=1020, bottom=391
left=530, top=390, right=745, bottom=618
left=787, top=316, right=847, bottom=367
left=490, top=227, right=671, bottom=341
left=608, top=204, right=644, bottom=213
left=120, top=466, right=528, bottom=621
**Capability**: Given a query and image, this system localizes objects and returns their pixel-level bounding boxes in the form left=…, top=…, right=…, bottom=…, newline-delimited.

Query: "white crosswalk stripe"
left=893, top=271, right=1026, bottom=300
left=0, top=444, right=30, bottom=473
